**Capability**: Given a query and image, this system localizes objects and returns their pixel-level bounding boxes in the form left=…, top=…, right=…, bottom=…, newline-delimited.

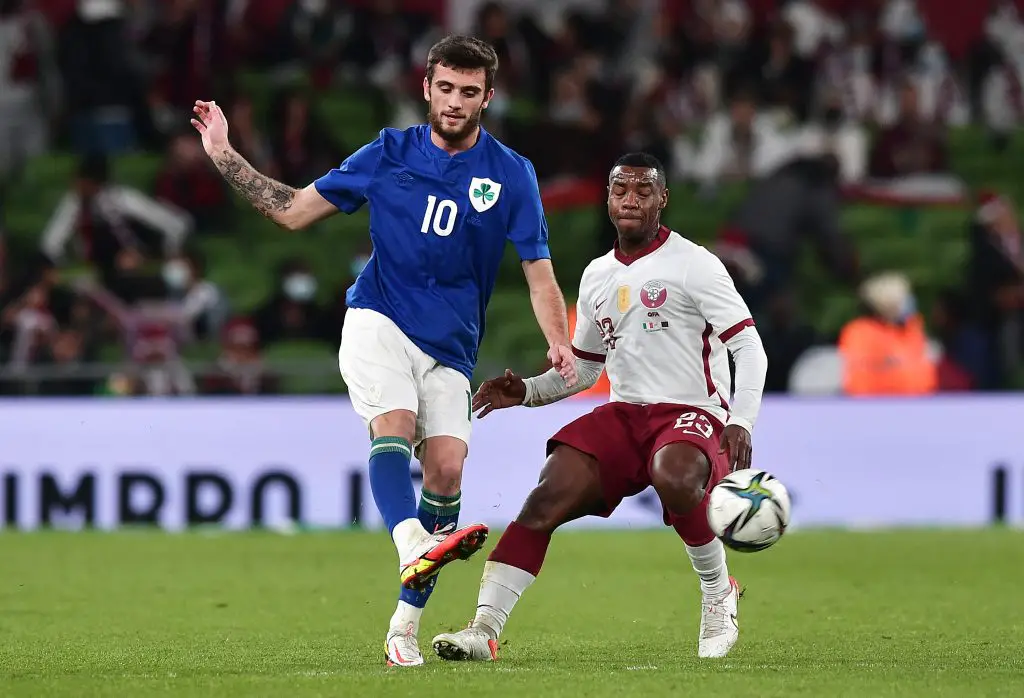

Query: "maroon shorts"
left=547, top=402, right=730, bottom=544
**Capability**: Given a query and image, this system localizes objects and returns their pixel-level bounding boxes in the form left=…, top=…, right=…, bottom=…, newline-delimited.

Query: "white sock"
left=389, top=600, right=424, bottom=634
left=473, top=561, right=536, bottom=640
left=686, top=538, right=731, bottom=597
left=392, top=518, right=429, bottom=562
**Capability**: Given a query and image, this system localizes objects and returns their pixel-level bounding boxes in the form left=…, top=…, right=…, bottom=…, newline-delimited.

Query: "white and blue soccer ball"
left=707, top=469, right=791, bottom=552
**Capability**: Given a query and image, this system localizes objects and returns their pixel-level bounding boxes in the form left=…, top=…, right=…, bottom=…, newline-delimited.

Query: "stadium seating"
left=7, top=84, right=1021, bottom=392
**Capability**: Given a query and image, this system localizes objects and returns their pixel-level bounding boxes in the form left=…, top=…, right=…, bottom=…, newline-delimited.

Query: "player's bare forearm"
left=212, top=147, right=297, bottom=225
left=522, top=259, right=570, bottom=347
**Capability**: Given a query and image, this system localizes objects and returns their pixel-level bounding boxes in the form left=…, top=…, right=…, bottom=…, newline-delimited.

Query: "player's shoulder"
left=374, top=125, right=425, bottom=148
left=663, top=230, right=728, bottom=269
left=481, top=130, right=537, bottom=175
left=580, top=251, right=618, bottom=288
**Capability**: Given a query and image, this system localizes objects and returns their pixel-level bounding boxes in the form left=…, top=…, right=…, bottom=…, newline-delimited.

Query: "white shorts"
left=338, top=307, right=472, bottom=449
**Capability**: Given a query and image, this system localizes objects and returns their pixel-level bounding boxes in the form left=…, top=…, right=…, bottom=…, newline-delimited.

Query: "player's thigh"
left=543, top=402, right=649, bottom=520
left=416, top=363, right=473, bottom=450
left=516, top=444, right=606, bottom=531
left=646, top=405, right=730, bottom=525
left=338, top=308, right=419, bottom=437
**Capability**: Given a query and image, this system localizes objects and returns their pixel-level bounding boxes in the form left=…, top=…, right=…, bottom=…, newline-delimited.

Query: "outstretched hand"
left=719, top=424, right=752, bottom=472
left=472, top=369, right=527, bottom=418
left=191, top=100, right=230, bottom=156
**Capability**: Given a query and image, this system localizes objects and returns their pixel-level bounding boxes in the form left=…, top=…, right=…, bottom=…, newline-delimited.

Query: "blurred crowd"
left=0, top=0, right=1023, bottom=396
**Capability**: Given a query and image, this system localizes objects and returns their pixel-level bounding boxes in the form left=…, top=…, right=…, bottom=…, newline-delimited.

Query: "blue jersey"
left=314, top=125, right=550, bottom=379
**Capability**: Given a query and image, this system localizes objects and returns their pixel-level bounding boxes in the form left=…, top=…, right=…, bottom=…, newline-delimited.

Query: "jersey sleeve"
left=571, top=273, right=607, bottom=363
left=686, top=249, right=754, bottom=340
left=506, top=159, right=551, bottom=261
left=313, top=134, right=385, bottom=214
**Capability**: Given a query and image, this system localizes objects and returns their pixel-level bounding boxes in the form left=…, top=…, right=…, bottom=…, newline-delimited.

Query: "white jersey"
left=572, top=227, right=757, bottom=428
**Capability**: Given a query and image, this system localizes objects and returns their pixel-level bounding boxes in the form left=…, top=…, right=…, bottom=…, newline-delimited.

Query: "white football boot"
left=698, top=576, right=741, bottom=658
left=432, top=626, right=499, bottom=662
left=385, top=622, right=424, bottom=667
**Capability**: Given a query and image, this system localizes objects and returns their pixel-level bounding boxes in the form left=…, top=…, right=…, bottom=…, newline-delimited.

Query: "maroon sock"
left=670, top=494, right=716, bottom=547
left=487, top=521, right=552, bottom=576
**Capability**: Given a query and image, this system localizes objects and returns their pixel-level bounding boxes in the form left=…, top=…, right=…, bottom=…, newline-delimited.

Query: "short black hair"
left=611, top=152, right=667, bottom=187
left=426, top=35, right=499, bottom=93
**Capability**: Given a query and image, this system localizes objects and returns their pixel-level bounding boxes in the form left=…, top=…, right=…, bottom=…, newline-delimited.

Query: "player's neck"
left=617, top=227, right=661, bottom=257
left=429, top=126, right=481, bottom=156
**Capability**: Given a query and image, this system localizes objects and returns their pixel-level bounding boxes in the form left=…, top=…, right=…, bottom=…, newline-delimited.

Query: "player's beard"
left=428, top=102, right=483, bottom=146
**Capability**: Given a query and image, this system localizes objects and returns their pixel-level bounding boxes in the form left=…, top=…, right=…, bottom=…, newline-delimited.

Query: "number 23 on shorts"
left=674, top=411, right=714, bottom=439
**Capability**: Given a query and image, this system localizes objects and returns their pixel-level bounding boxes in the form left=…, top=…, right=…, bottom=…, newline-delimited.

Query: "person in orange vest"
left=567, top=301, right=611, bottom=399
left=837, top=272, right=937, bottom=396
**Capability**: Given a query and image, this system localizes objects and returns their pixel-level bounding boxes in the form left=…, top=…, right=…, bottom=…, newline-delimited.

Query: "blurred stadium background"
left=2, top=1, right=1024, bottom=696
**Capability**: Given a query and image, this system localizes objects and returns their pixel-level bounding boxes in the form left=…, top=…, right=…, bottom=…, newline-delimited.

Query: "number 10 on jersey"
left=421, top=195, right=458, bottom=237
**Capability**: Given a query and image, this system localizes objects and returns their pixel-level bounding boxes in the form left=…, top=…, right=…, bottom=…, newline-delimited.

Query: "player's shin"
left=472, top=521, right=549, bottom=639
left=395, top=490, right=462, bottom=617
left=673, top=503, right=731, bottom=597
left=368, top=437, right=425, bottom=558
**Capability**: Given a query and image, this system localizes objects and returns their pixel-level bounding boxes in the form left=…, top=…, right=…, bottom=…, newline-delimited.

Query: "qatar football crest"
left=640, top=280, right=667, bottom=309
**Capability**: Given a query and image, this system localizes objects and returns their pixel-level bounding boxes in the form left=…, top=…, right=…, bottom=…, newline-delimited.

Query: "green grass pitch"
left=2, top=529, right=1023, bottom=697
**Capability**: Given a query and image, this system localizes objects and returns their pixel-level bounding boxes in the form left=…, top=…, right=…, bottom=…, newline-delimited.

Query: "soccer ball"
left=707, top=469, right=791, bottom=552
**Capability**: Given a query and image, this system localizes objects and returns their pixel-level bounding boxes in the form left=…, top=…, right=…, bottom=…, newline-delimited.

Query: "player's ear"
left=660, top=187, right=669, bottom=210
left=482, top=87, right=494, bottom=109
left=422, top=76, right=430, bottom=102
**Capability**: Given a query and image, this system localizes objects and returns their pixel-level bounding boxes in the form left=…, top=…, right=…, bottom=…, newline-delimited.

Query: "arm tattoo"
left=213, top=148, right=296, bottom=221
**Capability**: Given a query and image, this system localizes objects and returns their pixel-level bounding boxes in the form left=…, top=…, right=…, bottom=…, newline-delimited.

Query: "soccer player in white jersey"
left=432, top=152, right=768, bottom=662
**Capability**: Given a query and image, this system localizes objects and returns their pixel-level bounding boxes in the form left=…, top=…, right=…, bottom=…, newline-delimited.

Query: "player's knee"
left=516, top=481, right=567, bottom=533
left=419, top=436, right=467, bottom=496
left=422, top=457, right=463, bottom=496
left=650, top=444, right=710, bottom=515
left=370, top=410, right=416, bottom=443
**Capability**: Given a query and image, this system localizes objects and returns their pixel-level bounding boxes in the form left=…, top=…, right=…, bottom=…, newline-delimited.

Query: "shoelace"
left=700, top=600, right=731, bottom=638
left=428, top=522, right=457, bottom=543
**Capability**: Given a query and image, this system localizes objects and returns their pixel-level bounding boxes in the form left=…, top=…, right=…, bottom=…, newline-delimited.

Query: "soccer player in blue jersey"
left=192, top=35, right=577, bottom=666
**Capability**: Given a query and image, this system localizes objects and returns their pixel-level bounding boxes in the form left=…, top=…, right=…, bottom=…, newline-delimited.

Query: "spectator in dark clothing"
left=37, top=329, right=97, bottom=396
left=868, top=79, right=949, bottom=178
left=716, top=155, right=860, bottom=317
left=154, top=131, right=229, bottom=233
left=144, top=0, right=234, bottom=116
left=741, top=19, right=815, bottom=122
left=268, top=88, right=345, bottom=188
left=254, top=259, right=334, bottom=345
left=201, top=317, right=278, bottom=395
left=57, top=0, right=153, bottom=153
left=932, top=288, right=992, bottom=391
left=757, top=288, right=821, bottom=392
left=967, top=191, right=1024, bottom=387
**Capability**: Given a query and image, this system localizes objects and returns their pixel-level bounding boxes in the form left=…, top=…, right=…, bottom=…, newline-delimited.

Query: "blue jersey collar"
left=423, top=123, right=489, bottom=160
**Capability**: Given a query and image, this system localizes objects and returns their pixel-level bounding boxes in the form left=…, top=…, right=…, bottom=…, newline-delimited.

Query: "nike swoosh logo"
left=596, top=299, right=607, bottom=311
left=729, top=614, right=739, bottom=629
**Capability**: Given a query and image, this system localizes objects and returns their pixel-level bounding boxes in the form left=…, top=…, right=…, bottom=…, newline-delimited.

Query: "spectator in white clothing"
left=782, top=0, right=844, bottom=59
left=161, top=247, right=229, bottom=342
left=40, top=154, right=191, bottom=284
left=693, top=87, right=793, bottom=191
